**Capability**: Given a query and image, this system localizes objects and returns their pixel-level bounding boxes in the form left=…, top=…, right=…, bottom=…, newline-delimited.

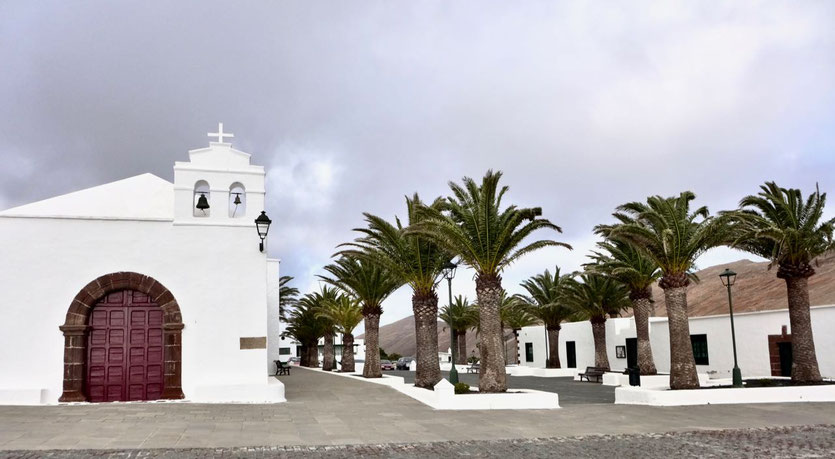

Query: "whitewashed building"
left=0, top=125, right=285, bottom=405
left=516, top=305, right=835, bottom=379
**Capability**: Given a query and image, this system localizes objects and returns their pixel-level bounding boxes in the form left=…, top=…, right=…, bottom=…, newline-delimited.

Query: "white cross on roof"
left=208, top=122, right=234, bottom=144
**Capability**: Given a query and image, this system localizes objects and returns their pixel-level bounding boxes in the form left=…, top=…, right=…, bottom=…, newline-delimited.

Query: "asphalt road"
left=388, top=370, right=616, bottom=405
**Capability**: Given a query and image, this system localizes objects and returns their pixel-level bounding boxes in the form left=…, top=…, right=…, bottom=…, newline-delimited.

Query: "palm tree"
left=320, top=255, right=402, bottom=378
left=598, top=192, right=728, bottom=389
left=564, top=273, right=631, bottom=370
left=338, top=194, right=452, bottom=388
left=313, top=286, right=341, bottom=371
left=409, top=170, right=571, bottom=392
left=283, top=292, right=329, bottom=367
left=724, top=182, right=835, bottom=382
left=515, top=267, right=573, bottom=368
left=439, top=295, right=479, bottom=365
left=586, top=240, right=662, bottom=375
left=316, top=293, right=364, bottom=372
left=278, top=275, right=300, bottom=321
left=500, top=296, right=539, bottom=365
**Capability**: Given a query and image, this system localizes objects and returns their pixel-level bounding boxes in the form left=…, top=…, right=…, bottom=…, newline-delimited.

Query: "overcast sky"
left=2, top=1, right=834, bottom=328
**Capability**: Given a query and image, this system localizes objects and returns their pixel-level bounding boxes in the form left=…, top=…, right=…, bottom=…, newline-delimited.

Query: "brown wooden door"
left=87, top=290, right=164, bottom=402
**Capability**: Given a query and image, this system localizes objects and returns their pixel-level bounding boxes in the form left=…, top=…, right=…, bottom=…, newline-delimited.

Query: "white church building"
left=0, top=125, right=286, bottom=405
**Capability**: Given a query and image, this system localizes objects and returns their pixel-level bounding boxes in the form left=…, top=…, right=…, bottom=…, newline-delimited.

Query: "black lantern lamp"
left=254, top=211, right=272, bottom=252
left=196, top=193, right=210, bottom=213
left=441, top=261, right=458, bottom=281
left=719, top=268, right=742, bottom=387
left=719, top=268, right=737, bottom=287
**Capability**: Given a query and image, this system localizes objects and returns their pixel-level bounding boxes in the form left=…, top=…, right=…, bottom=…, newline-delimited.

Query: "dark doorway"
left=525, top=343, right=534, bottom=362
left=625, top=338, right=637, bottom=369
left=566, top=341, right=576, bottom=368
left=778, top=342, right=792, bottom=377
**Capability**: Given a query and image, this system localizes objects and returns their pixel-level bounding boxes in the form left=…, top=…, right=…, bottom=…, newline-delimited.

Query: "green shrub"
left=454, top=382, right=470, bottom=394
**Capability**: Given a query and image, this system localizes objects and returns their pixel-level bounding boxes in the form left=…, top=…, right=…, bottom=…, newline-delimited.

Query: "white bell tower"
left=173, top=123, right=266, bottom=226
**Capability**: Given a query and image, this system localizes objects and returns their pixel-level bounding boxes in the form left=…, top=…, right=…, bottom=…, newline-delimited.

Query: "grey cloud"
left=1, top=1, right=834, bottom=324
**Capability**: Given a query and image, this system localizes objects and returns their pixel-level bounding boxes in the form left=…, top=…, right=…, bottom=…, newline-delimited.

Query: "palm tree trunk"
left=664, top=285, right=700, bottom=389
left=546, top=326, right=560, bottom=368
left=784, top=276, right=822, bottom=382
left=341, top=333, right=356, bottom=372
left=300, top=345, right=309, bottom=367
left=456, top=331, right=467, bottom=365
left=413, top=292, right=442, bottom=389
left=362, top=313, right=382, bottom=378
left=632, top=293, right=657, bottom=375
left=307, top=341, right=319, bottom=368
left=475, top=275, right=507, bottom=393
left=591, top=317, right=609, bottom=370
left=322, top=333, right=335, bottom=371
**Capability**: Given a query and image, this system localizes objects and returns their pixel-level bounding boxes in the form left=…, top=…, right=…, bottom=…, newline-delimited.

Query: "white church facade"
left=0, top=125, right=285, bottom=405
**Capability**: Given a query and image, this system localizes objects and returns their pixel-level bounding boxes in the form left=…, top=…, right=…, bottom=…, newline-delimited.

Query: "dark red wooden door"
left=87, top=290, right=164, bottom=402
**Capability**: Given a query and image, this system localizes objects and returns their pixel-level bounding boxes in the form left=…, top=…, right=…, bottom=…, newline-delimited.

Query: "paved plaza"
left=5, top=425, right=835, bottom=458
left=0, top=367, right=833, bottom=454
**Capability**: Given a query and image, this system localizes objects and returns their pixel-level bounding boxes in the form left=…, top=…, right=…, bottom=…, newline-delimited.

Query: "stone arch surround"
left=58, top=272, right=185, bottom=402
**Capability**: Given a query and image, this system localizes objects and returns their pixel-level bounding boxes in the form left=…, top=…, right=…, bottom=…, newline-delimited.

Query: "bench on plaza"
left=578, top=366, right=606, bottom=382
left=275, top=360, right=291, bottom=376
left=466, top=362, right=480, bottom=374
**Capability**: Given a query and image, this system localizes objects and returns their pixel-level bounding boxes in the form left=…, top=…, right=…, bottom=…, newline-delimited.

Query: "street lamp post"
left=442, top=261, right=459, bottom=384
left=720, top=268, right=743, bottom=388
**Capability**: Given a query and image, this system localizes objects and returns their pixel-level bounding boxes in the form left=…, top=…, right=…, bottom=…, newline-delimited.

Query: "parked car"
left=396, top=357, right=414, bottom=370
left=380, top=359, right=395, bottom=371
left=287, top=357, right=301, bottom=366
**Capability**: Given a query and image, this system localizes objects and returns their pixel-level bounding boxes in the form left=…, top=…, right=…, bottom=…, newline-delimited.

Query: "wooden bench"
left=274, top=360, right=291, bottom=376
left=578, top=366, right=606, bottom=382
left=466, top=362, right=480, bottom=374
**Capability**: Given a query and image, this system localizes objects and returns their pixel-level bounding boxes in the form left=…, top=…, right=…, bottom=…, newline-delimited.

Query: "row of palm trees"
left=282, top=172, right=833, bottom=392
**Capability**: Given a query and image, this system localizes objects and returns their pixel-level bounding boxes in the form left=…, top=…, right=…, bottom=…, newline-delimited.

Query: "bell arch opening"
left=59, top=272, right=185, bottom=402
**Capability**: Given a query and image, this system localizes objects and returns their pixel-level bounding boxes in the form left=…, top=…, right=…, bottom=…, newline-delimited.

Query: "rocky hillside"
left=646, top=252, right=835, bottom=318
left=365, top=254, right=835, bottom=357
left=359, top=315, right=480, bottom=359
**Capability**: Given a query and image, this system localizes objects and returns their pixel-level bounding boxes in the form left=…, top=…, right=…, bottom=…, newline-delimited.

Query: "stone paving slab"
left=0, top=368, right=833, bottom=451
left=2, top=425, right=834, bottom=458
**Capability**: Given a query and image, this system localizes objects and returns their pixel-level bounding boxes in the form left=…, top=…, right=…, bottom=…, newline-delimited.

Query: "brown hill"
left=364, top=254, right=835, bottom=357
left=358, top=315, right=480, bottom=358
left=645, top=252, right=835, bottom=318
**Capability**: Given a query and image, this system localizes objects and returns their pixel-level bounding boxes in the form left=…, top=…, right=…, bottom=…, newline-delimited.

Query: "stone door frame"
left=59, top=272, right=185, bottom=402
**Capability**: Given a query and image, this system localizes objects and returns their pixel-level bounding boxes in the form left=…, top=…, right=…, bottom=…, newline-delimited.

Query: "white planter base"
left=616, top=383, right=835, bottom=406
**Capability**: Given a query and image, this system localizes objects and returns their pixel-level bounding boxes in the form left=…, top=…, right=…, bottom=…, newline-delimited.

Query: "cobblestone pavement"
left=1, top=368, right=833, bottom=450
left=389, top=370, right=616, bottom=405
left=2, top=425, right=834, bottom=458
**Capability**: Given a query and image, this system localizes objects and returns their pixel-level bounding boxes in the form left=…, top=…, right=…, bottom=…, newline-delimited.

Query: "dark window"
left=525, top=343, right=534, bottom=362
left=279, top=347, right=291, bottom=355
left=691, top=334, right=709, bottom=365
left=566, top=341, right=576, bottom=368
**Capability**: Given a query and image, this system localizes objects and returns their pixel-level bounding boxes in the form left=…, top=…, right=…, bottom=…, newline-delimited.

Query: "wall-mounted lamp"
left=254, top=211, right=272, bottom=252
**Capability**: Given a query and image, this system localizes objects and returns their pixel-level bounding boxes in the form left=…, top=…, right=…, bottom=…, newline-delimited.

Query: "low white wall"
left=615, top=384, right=835, bottom=406
left=517, top=305, right=835, bottom=380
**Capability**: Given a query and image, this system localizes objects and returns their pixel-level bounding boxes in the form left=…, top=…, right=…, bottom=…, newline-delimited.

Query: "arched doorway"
left=59, top=272, right=185, bottom=402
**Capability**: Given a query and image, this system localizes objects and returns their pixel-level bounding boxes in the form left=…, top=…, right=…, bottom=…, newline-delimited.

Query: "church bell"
left=233, top=193, right=242, bottom=205
left=196, top=193, right=210, bottom=211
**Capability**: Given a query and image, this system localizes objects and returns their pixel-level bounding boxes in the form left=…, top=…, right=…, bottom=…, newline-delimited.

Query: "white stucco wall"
left=517, top=305, right=835, bottom=380
left=0, top=140, right=284, bottom=404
